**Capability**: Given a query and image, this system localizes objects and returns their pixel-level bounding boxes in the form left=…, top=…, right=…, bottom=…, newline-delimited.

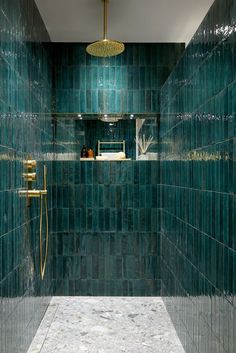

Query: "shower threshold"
left=27, top=297, right=184, bottom=353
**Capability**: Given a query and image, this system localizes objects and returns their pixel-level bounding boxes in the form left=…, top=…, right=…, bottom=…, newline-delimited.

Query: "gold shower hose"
left=40, top=165, right=49, bottom=280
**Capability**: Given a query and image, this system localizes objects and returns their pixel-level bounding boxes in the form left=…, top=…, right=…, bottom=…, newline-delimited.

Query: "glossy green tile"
left=54, top=43, right=184, bottom=114
left=160, top=0, right=236, bottom=351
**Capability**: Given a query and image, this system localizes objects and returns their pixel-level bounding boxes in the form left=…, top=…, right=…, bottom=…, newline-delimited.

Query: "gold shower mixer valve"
left=19, top=161, right=48, bottom=203
left=22, top=172, right=37, bottom=181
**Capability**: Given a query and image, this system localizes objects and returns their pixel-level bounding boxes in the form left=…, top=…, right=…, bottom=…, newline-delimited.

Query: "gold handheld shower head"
left=40, top=165, right=49, bottom=280
left=86, top=0, right=125, bottom=57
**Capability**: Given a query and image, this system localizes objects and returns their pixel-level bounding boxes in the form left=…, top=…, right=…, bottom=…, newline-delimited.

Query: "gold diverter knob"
left=22, top=172, right=37, bottom=181
left=23, top=159, right=37, bottom=169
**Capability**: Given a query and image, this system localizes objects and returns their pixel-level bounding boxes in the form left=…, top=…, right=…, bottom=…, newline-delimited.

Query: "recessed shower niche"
left=52, top=114, right=159, bottom=161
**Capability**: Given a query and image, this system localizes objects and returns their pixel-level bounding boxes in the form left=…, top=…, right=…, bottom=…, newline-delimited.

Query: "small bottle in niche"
left=87, top=148, right=94, bottom=158
left=81, top=145, right=88, bottom=158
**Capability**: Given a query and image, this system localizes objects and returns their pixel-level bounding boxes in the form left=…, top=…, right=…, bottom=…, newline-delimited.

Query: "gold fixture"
left=19, top=159, right=49, bottom=280
left=21, top=158, right=37, bottom=206
left=19, top=189, right=47, bottom=197
left=40, top=165, right=49, bottom=280
left=20, top=158, right=47, bottom=201
left=24, top=159, right=37, bottom=168
left=86, top=0, right=125, bottom=57
left=22, top=172, right=37, bottom=182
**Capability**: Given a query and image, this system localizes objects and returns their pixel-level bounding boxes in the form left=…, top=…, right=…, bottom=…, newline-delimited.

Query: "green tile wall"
left=0, top=1, right=54, bottom=352
left=53, top=43, right=185, bottom=114
left=51, top=161, right=161, bottom=296
left=50, top=42, right=184, bottom=298
left=160, top=0, right=236, bottom=352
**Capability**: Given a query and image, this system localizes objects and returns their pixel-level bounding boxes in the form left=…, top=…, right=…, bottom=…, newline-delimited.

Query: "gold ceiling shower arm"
left=103, top=0, right=108, bottom=40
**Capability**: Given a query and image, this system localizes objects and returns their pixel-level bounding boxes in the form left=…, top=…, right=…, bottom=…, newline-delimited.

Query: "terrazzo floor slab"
left=27, top=297, right=185, bottom=353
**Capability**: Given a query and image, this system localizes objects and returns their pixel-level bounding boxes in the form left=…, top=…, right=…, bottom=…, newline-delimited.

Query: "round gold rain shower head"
left=86, top=0, right=125, bottom=57
left=86, top=39, right=125, bottom=57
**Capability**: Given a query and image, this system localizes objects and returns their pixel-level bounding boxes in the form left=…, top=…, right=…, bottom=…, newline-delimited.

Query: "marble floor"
left=27, top=297, right=185, bottom=353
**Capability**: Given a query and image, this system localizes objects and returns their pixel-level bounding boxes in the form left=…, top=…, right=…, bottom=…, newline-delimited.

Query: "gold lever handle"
left=22, top=172, right=36, bottom=181
left=23, top=160, right=37, bottom=169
